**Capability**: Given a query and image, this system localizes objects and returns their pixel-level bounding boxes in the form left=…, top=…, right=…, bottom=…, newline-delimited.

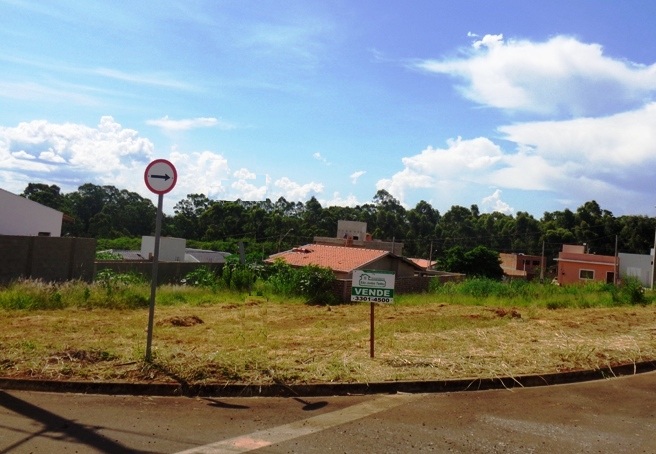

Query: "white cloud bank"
left=376, top=34, right=656, bottom=214
left=146, top=116, right=236, bottom=132
left=0, top=116, right=325, bottom=213
left=415, top=34, right=656, bottom=117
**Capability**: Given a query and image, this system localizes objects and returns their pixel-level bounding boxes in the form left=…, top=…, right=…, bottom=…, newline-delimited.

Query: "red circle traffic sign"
left=144, top=159, right=177, bottom=195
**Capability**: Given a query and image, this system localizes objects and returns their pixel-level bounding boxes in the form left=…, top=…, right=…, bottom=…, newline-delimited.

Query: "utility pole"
left=652, top=226, right=656, bottom=290
left=540, top=240, right=545, bottom=283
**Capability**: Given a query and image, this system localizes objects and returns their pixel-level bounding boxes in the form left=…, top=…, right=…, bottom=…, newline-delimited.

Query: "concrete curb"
left=2, top=361, right=655, bottom=398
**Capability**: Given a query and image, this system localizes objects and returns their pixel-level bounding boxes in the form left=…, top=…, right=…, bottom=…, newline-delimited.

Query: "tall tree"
left=406, top=200, right=440, bottom=258
left=21, top=183, right=68, bottom=212
left=372, top=189, right=407, bottom=241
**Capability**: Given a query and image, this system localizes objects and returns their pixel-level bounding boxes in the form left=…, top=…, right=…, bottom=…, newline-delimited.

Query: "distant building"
left=0, top=188, right=63, bottom=237
left=313, top=219, right=404, bottom=255
left=103, top=236, right=230, bottom=264
left=555, top=244, right=617, bottom=285
left=408, top=258, right=437, bottom=271
left=500, top=253, right=545, bottom=280
left=618, top=251, right=654, bottom=288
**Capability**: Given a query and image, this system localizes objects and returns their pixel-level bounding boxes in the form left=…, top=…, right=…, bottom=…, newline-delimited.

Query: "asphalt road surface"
left=1, top=372, right=655, bottom=453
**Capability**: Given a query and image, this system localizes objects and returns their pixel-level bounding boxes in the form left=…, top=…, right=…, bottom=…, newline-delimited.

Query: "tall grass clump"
left=611, top=276, right=650, bottom=306
left=0, top=279, right=67, bottom=310
left=90, top=269, right=149, bottom=309
left=428, top=277, right=647, bottom=309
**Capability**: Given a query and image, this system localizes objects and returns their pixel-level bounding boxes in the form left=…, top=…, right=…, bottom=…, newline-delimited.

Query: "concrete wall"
left=618, top=252, right=653, bottom=287
left=0, top=188, right=63, bottom=237
left=141, top=236, right=186, bottom=262
left=0, top=235, right=96, bottom=284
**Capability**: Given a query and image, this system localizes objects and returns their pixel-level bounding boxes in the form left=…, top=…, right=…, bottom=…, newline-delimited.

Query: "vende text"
left=353, top=288, right=392, bottom=297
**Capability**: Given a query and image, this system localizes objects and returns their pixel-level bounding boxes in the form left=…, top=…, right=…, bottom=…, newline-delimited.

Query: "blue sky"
left=2, top=1, right=656, bottom=217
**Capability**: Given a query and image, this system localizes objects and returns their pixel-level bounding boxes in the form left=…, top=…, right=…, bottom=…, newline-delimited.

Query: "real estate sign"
left=351, top=269, right=395, bottom=303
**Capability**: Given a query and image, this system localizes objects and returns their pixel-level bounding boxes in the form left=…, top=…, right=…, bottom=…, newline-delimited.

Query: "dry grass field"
left=2, top=296, right=655, bottom=385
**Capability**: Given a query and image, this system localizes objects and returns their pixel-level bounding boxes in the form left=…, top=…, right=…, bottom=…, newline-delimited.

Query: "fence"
left=0, top=235, right=96, bottom=284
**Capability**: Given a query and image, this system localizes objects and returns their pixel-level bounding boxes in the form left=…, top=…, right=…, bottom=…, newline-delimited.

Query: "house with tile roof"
left=555, top=244, right=617, bottom=285
left=265, top=243, right=423, bottom=279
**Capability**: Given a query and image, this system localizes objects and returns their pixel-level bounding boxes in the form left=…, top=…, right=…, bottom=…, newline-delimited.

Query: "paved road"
left=1, top=372, right=655, bottom=453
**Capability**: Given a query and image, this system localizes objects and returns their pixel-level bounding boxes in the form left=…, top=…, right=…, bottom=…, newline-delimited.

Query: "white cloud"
left=273, top=176, right=323, bottom=200
left=233, top=168, right=256, bottom=180
left=231, top=178, right=268, bottom=200
left=146, top=116, right=235, bottom=132
left=0, top=116, right=154, bottom=190
left=313, top=152, right=330, bottom=165
left=415, top=34, right=656, bottom=116
left=93, top=68, right=196, bottom=90
left=499, top=102, right=656, bottom=168
left=472, top=33, right=504, bottom=50
left=377, top=136, right=504, bottom=204
left=481, top=189, right=513, bottom=214
left=321, top=192, right=359, bottom=207
left=168, top=150, right=230, bottom=200
left=350, top=170, right=365, bottom=184
left=10, top=150, right=35, bottom=160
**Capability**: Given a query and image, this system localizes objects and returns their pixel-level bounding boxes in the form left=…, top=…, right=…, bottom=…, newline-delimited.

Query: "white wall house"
left=618, top=251, right=654, bottom=288
left=0, top=188, right=63, bottom=237
left=141, top=235, right=187, bottom=261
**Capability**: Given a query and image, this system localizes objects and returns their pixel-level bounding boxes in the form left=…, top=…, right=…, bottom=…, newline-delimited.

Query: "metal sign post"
left=143, top=159, right=177, bottom=362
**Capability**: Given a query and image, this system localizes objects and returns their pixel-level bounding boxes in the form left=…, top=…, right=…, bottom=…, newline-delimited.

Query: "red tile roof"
left=266, top=244, right=390, bottom=273
left=408, top=258, right=436, bottom=269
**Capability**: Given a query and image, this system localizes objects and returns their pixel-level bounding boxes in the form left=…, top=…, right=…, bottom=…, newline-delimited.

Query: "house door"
left=606, top=272, right=615, bottom=284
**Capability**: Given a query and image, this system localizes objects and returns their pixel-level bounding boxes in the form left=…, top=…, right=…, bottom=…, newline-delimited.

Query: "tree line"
left=21, top=183, right=656, bottom=268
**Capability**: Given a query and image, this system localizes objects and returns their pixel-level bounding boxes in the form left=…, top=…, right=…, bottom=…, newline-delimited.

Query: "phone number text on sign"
left=352, top=295, right=392, bottom=303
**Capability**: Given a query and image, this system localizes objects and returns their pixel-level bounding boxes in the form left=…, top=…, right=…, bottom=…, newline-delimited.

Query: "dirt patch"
left=49, top=349, right=116, bottom=363
left=157, top=315, right=204, bottom=327
left=490, top=307, right=522, bottom=318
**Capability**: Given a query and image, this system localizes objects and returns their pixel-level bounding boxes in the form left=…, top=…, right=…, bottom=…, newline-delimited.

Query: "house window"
left=579, top=269, right=594, bottom=280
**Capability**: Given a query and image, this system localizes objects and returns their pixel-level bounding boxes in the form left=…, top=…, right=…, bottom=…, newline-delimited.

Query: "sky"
left=2, top=1, right=656, bottom=217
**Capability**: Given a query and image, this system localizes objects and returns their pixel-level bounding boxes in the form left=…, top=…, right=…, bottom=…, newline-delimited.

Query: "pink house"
left=555, top=245, right=617, bottom=285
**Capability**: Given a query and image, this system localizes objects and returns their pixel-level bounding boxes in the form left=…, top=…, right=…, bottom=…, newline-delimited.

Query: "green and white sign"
left=351, top=269, right=395, bottom=303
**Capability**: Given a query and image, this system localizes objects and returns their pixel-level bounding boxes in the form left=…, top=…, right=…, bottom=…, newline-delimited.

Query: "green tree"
left=405, top=200, right=440, bottom=258
left=440, top=245, right=503, bottom=280
left=172, top=193, right=211, bottom=239
left=21, top=183, right=68, bottom=212
left=372, top=189, right=407, bottom=241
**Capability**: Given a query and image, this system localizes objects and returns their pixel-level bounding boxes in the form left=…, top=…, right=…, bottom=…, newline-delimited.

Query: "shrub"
left=263, top=260, right=336, bottom=303
left=296, top=265, right=336, bottom=304
left=613, top=276, right=647, bottom=305
left=182, top=266, right=219, bottom=288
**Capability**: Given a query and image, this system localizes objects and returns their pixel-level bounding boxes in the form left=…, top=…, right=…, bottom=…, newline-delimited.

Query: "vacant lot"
left=1, top=298, right=655, bottom=385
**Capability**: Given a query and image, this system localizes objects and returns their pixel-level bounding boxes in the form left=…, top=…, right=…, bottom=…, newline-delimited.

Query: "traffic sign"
left=144, top=159, right=177, bottom=195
